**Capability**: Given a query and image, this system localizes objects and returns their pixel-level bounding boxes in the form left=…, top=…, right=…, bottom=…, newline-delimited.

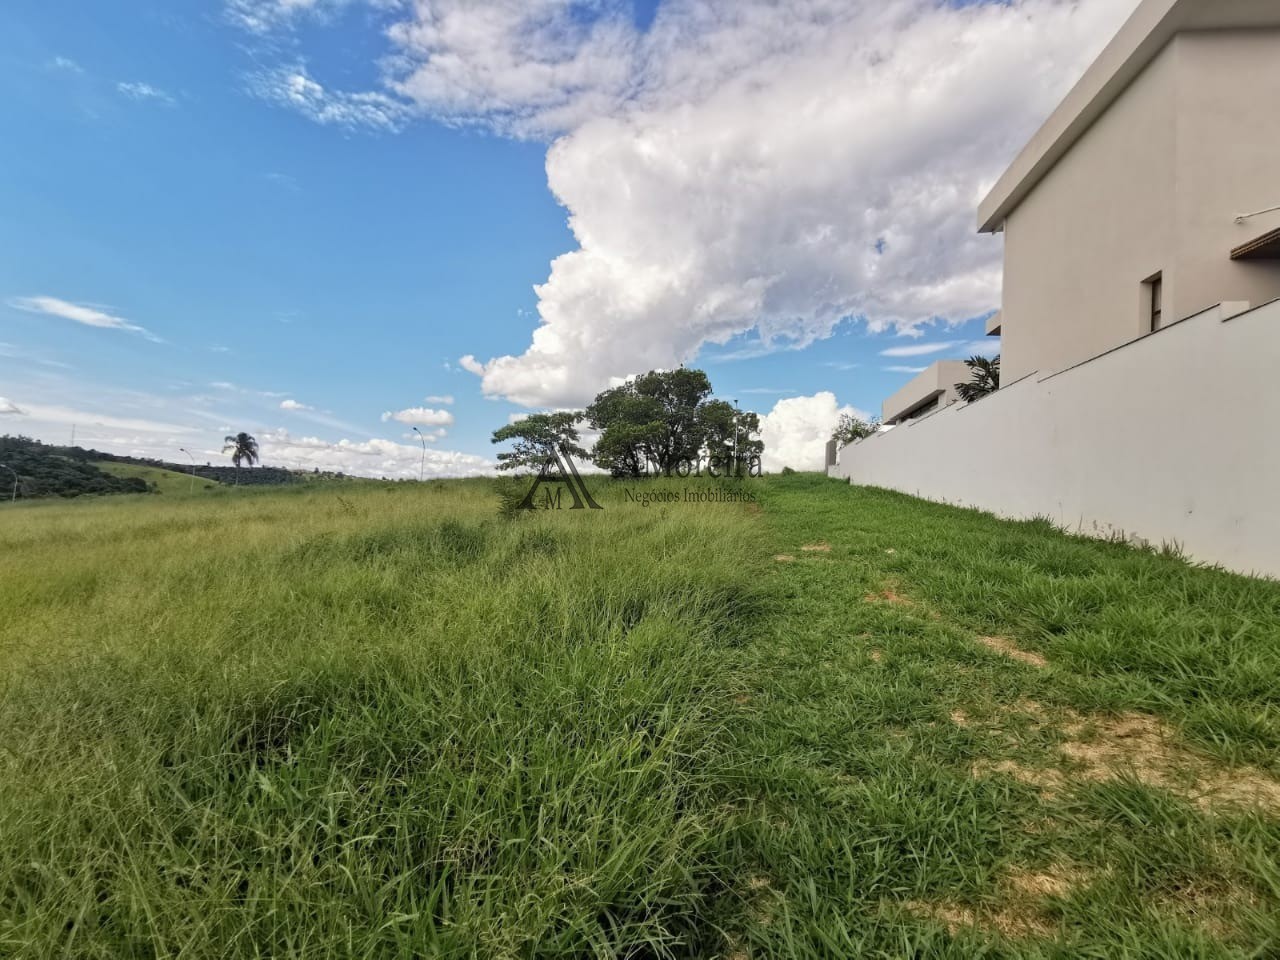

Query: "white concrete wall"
left=829, top=300, right=1280, bottom=579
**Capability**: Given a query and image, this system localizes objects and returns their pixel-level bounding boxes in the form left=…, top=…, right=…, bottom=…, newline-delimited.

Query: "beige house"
left=985, top=0, right=1280, bottom=383
left=829, top=0, right=1280, bottom=577
left=881, top=360, right=970, bottom=425
left=877, top=0, right=1280, bottom=416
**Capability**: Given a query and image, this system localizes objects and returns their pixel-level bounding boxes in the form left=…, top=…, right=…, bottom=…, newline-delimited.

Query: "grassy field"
left=93, top=461, right=223, bottom=497
left=2, top=475, right=1279, bottom=958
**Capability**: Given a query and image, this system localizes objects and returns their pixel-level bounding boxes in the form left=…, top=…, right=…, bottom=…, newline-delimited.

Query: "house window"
left=1146, top=273, right=1163, bottom=331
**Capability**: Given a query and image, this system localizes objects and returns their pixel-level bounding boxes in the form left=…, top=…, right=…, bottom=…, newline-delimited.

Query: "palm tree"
left=955, top=355, right=1000, bottom=403
left=222, top=432, right=259, bottom=485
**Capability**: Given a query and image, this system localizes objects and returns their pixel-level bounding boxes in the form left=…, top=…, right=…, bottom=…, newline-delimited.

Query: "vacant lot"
left=2, top=475, right=1278, bottom=958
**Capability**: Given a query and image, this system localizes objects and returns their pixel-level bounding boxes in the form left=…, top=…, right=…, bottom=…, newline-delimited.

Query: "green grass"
left=93, top=460, right=224, bottom=497
left=2, top=474, right=1278, bottom=957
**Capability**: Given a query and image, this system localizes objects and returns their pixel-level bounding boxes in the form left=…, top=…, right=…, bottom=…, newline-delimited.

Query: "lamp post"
left=0, top=463, right=17, bottom=502
left=179, top=447, right=196, bottom=493
left=411, top=427, right=426, bottom=483
left=731, top=399, right=740, bottom=475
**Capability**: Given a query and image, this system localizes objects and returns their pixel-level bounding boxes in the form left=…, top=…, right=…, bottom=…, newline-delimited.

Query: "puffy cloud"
left=237, top=0, right=1138, bottom=430
left=279, top=398, right=313, bottom=411
left=758, top=392, right=871, bottom=473
left=0, top=397, right=25, bottom=415
left=457, top=355, right=487, bottom=376
left=8, top=296, right=162, bottom=342
left=381, top=406, right=455, bottom=427
left=258, top=428, right=491, bottom=478
left=432, top=0, right=1137, bottom=407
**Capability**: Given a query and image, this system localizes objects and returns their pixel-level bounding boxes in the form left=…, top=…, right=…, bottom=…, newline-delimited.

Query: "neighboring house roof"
left=978, top=0, right=1280, bottom=234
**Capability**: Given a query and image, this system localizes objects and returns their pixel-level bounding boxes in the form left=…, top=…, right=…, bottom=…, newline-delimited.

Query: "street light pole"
left=179, top=447, right=196, bottom=493
left=0, top=463, right=18, bottom=502
left=731, top=399, right=740, bottom=475
left=411, top=427, right=426, bottom=483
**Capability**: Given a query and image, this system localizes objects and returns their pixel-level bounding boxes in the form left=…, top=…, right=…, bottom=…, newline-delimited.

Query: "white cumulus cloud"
left=758, top=392, right=871, bottom=474
left=235, top=0, right=1139, bottom=433
left=279, top=398, right=313, bottom=411
left=381, top=406, right=455, bottom=427
left=259, top=428, right=491, bottom=479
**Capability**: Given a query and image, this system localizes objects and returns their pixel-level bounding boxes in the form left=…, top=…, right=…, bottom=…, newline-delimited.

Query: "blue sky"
left=0, top=0, right=1114, bottom=476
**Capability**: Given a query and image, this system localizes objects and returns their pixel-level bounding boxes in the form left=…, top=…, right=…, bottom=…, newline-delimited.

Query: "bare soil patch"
left=977, top=636, right=1047, bottom=668
left=801, top=542, right=831, bottom=553
left=967, top=702, right=1280, bottom=815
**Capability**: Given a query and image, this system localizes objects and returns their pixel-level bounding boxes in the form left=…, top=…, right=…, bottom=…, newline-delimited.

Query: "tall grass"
left=5, top=475, right=1280, bottom=957
left=0, top=480, right=764, bottom=957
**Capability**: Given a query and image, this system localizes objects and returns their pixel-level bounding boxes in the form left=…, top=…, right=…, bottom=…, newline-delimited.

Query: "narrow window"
left=1146, top=273, right=1163, bottom=331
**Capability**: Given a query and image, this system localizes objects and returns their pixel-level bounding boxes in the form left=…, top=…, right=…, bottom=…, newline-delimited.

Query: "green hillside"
left=94, top=460, right=223, bottom=497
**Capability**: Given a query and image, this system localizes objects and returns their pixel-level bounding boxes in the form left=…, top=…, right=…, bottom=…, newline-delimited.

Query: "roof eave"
left=978, top=0, right=1187, bottom=234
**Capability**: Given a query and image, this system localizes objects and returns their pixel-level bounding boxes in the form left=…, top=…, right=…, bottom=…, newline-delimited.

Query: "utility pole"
left=179, top=447, right=196, bottom=493
left=411, top=427, right=426, bottom=483
left=0, top=463, right=17, bottom=502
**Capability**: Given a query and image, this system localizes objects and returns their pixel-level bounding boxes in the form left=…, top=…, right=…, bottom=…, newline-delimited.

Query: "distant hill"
left=93, top=461, right=223, bottom=497
left=0, top=436, right=150, bottom=499
left=1, top=435, right=378, bottom=498
left=95, top=453, right=296, bottom=487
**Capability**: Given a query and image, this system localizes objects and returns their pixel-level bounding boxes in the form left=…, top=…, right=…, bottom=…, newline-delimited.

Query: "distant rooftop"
left=978, top=0, right=1280, bottom=234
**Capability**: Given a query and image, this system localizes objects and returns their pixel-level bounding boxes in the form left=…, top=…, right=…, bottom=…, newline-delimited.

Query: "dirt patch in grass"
left=801, top=542, right=831, bottom=553
left=864, top=585, right=911, bottom=605
left=977, top=635, right=1047, bottom=668
left=869, top=649, right=884, bottom=663
left=899, top=861, right=1091, bottom=941
left=773, top=554, right=795, bottom=563
left=903, top=899, right=1054, bottom=940
left=969, top=702, right=1280, bottom=815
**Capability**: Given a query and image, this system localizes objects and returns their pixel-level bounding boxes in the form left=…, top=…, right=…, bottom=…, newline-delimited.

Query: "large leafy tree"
left=222, top=432, right=259, bottom=485
left=489, top=412, right=589, bottom=472
left=586, top=368, right=761, bottom=477
left=955, top=355, right=1000, bottom=403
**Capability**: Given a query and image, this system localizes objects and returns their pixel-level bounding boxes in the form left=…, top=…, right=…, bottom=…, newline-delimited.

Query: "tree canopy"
left=831, top=413, right=880, bottom=447
left=490, top=367, right=764, bottom=478
left=489, top=412, right=588, bottom=472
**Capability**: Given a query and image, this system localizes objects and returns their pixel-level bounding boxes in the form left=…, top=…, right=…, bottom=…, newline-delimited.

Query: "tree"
left=586, top=368, right=734, bottom=477
left=222, top=432, right=260, bottom=485
left=698, top=400, right=763, bottom=472
left=489, top=412, right=588, bottom=472
left=831, top=413, right=880, bottom=447
left=954, top=355, right=1000, bottom=403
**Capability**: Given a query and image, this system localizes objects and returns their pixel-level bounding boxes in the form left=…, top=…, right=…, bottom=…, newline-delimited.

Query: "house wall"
left=998, top=31, right=1280, bottom=385
left=1174, top=30, right=1280, bottom=316
left=999, top=43, right=1177, bottom=384
left=829, top=300, right=1280, bottom=579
